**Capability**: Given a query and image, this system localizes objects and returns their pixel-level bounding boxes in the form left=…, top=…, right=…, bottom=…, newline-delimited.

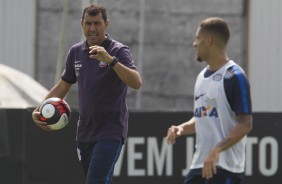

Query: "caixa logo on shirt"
left=194, top=105, right=218, bottom=118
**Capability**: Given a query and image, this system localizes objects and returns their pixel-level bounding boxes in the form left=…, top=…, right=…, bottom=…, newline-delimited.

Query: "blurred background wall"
left=0, top=0, right=245, bottom=111
left=0, top=0, right=281, bottom=111
left=0, top=0, right=36, bottom=77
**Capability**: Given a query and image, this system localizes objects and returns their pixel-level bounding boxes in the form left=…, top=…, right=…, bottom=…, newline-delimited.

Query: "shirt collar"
left=81, top=34, right=112, bottom=51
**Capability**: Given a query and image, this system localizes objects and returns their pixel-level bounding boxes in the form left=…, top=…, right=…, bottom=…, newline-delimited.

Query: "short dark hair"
left=199, top=17, right=230, bottom=45
left=82, top=3, right=107, bottom=22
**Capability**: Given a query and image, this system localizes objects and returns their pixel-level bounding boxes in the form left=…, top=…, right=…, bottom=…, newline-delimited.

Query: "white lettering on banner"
left=246, top=137, right=279, bottom=176
left=128, top=137, right=145, bottom=176
left=147, top=137, right=173, bottom=176
left=113, top=136, right=279, bottom=177
left=245, top=137, right=258, bottom=175
left=259, top=137, right=278, bottom=176
left=182, top=137, right=194, bottom=176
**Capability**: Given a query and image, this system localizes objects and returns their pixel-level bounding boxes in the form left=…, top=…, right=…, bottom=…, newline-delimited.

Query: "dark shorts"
left=77, top=139, right=123, bottom=184
left=184, top=168, right=243, bottom=184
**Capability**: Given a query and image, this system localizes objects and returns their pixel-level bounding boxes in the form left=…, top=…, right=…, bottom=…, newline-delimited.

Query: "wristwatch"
left=109, top=56, right=119, bottom=67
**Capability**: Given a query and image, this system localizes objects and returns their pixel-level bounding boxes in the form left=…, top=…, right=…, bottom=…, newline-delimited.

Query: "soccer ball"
left=39, top=97, right=71, bottom=130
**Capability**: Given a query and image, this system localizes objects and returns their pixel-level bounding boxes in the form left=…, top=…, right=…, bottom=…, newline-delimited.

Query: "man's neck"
left=206, top=51, right=229, bottom=71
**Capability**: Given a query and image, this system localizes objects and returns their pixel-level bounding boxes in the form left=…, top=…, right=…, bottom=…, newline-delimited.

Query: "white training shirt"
left=191, top=60, right=247, bottom=173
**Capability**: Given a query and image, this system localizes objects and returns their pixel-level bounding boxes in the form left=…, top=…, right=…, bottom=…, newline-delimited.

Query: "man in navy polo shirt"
left=32, top=3, right=142, bottom=184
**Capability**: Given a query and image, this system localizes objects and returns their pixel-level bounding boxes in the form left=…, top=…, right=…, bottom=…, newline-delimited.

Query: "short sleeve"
left=224, top=65, right=252, bottom=115
left=115, top=46, right=137, bottom=70
left=61, top=48, right=77, bottom=84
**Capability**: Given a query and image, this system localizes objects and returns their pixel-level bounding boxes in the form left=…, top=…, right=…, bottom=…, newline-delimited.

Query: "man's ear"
left=205, top=35, right=214, bottom=47
left=105, top=19, right=109, bottom=27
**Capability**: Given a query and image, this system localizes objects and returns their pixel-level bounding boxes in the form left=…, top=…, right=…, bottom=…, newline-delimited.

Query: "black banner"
left=0, top=109, right=281, bottom=184
left=113, top=112, right=282, bottom=184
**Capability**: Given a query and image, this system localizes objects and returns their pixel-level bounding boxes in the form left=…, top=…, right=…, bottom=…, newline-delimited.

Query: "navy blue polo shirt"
left=62, top=34, right=137, bottom=142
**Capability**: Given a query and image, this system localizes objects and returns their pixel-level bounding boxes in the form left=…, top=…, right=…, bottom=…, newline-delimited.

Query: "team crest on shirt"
left=213, top=73, right=222, bottom=81
left=99, top=61, right=108, bottom=68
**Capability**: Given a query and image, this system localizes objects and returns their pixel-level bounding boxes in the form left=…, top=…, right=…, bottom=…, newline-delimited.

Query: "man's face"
left=193, top=28, right=208, bottom=62
left=81, top=12, right=108, bottom=46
